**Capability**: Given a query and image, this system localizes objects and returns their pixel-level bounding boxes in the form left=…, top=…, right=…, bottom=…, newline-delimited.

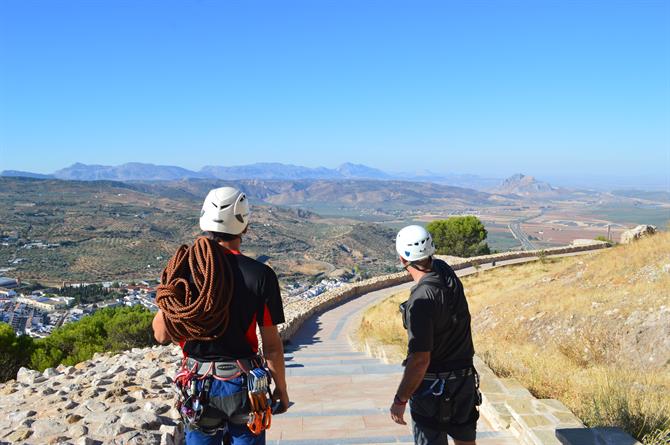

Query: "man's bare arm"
left=396, top=351, right=431, bottom=401
left=260, top=325, right=289, bottom=413
left=152, top=310, right=172, bottom=344
left=390, top=351, right=431, bottom=425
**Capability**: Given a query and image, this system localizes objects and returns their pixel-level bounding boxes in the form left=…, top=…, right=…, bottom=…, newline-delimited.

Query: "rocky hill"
left=0, top=345, right=182, bottom=445
left=0, top=177, right=398, bottom=284
left=463, top=231, right=670, bottom=439
left=494, top=173, right=561, bottom=197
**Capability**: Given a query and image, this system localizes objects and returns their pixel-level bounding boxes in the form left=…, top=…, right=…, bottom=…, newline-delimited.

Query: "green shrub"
left=0, top=323, right=36, bottom=382
left=427, top=216, right=490, bottom=257
left=29, top=305, right=155, bottom=371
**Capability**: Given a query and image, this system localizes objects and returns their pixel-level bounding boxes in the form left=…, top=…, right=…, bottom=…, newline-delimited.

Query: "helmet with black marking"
left=395, top=225, right=435, bottom=262
left=199, top=187, right=250, bottom=235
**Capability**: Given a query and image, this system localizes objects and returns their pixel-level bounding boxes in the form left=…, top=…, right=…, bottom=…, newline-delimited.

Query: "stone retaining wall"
left=278, top=271, right=412, bottom=340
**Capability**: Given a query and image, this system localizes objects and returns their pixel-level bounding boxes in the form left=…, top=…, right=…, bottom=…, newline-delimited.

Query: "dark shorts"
left=409, top=371, right=479, bottom=443
left=412, top=419, right=476, bottom=444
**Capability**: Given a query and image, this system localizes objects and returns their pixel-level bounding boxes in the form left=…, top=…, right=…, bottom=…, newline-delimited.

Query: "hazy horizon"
left=1, top=1, right=668, bottom=189
left=3, top=160, right=669, bottom=191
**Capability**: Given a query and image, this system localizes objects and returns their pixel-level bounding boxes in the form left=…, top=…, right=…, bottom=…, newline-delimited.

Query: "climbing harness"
left=172, top=356, right=273, bottom=435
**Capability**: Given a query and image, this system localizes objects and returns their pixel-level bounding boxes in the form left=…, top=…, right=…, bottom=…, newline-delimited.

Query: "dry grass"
left=357, top=292, right=408, bottom=363
left=357, top=232, right=670, bottom=441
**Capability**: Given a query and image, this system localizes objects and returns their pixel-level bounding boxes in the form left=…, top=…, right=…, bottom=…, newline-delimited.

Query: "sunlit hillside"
left=358, top=232, right=670, bottom=441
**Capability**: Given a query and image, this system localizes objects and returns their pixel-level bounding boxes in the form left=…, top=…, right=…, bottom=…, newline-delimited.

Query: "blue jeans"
left=185, top=376, right=266, bottom=445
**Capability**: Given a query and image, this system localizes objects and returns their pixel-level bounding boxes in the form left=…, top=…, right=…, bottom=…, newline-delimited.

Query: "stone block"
left=482, top=394, right=508, bottom=407
left=537, top=398, right=571, bottom=412
left=519, top=414, right=553, bottom=429
left=500, top=378, right=534, bottom=397
left=551, top=411, right=584, bottom=427
left=530, top=429, right=564, bottom=445
left=480, top=378, right=506, bottom=394
left=484, top=402, right=512, bottom=429
left=506, top=398, right=536, bottom=415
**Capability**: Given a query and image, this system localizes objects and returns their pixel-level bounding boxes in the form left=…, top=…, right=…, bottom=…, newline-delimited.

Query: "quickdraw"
left=240, top=363, right=273, bottom=436
left=173, top=361, right=207, bottom=427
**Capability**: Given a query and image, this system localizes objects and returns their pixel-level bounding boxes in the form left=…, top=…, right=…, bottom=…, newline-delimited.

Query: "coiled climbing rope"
left=156, top=236, right=233, bottom=341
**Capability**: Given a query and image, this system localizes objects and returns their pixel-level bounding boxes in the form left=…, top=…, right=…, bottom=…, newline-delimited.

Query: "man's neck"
left=217, top=238, right=242, bottom=252
left=407, top=266, right=429, bottom=283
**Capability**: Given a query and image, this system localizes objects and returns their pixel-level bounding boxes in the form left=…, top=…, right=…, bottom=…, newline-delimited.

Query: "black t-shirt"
left=183, top=249, right=285, bottom=360
left=402, top=259, right=475, bottom=372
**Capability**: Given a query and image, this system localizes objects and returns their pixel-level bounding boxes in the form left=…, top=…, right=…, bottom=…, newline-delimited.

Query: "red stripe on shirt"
left=262, top=303, right=274, bottom=326
left=245, top=313, right=259, bottom=353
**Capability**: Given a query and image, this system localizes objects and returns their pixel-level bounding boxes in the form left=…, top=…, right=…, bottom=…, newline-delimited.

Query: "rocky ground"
left=0, top=345, right=183, bottom=445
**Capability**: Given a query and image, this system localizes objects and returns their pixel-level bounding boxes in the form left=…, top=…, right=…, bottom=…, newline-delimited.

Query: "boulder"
left=620, top=225, right=656, bottom=244
left=113, top=430, right=162, bottom=445
left=31, top=418, right=68, bottom=438
left=4, top=427, right=33, bottom=442
left=43, top=367, right=61, bottom=378
left=8, top=409, right=37, bottom=425
left=120, top=410, right=163, bottom=430
left=17, top=367, right=45, bottom=385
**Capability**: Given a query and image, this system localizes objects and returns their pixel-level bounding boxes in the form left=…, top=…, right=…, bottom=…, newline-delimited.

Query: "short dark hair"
left=205, top=231, right=240, bottom=242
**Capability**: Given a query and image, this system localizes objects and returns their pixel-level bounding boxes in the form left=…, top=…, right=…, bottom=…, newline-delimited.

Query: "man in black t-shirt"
left=390, top=225, right=479, bottom=445
left=152, top=187, right=289, bottom=445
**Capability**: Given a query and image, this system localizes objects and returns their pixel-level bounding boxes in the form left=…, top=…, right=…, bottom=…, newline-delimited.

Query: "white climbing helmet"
left=199, top=187, right=250, bottom=235
left=395, top=225, right=436, bottom=262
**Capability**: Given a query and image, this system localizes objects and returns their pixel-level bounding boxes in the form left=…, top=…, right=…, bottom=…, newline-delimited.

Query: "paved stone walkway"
left=267, top=281, right=520, bottom=444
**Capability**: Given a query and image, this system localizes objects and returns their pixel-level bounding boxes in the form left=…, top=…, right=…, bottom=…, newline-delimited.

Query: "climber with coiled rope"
left=152, top=186, right=289, bottom=445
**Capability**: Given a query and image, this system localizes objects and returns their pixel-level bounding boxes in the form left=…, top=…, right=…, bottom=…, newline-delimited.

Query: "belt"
left=185, top=356, right=262, bottom=379
left=424, top=367, right=474, bottom=381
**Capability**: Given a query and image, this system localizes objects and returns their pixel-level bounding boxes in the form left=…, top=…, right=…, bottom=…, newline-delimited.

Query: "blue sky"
left=0, top=1, right=668, bottom=188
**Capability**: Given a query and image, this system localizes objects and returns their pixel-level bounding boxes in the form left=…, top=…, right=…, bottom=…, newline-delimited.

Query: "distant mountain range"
left=1, top=162, right=499, bottom=190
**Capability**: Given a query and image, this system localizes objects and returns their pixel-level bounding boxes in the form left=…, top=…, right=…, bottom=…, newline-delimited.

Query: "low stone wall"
left=278, top=271, right=412, bottom=340
left=440, top=240, right=610, bottom=271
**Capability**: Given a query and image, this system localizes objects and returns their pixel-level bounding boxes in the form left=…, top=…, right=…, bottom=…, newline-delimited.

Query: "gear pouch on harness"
left=410, top=368, right=481, bottom=430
